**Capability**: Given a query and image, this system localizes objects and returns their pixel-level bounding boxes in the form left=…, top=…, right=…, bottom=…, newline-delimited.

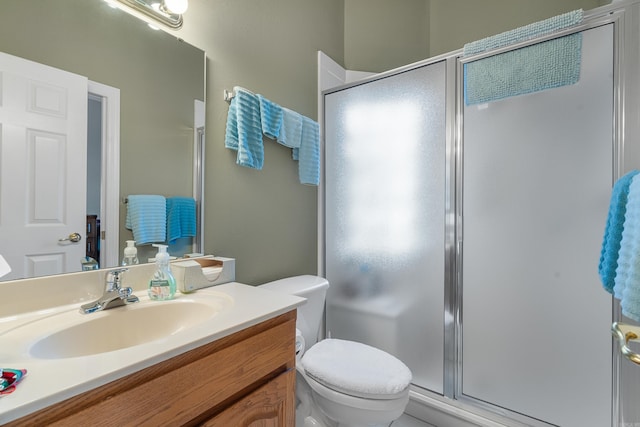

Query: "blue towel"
left=463, top=9, right=583, bottom=106
left=224, top=88, right=264, bottom=169
left=257, top=94, right=283, bottom=140
left=619, top=176, right=640, bottom=321
left=615, top=175, right=640, bottom=301
left=613, top=177, right=640, bottom=300
left=277, top=107, right=303, bottom=149
left=463, top=10, right=584, bottom=56
left=224, top=95, right=239, bottom=150
left=599, top=170, right=639, bottom=294
left=296, top=116, right=320, bottom=186
left=125, top=195, right=166, bottom=244
left=166, top=197, right=197, bottom=244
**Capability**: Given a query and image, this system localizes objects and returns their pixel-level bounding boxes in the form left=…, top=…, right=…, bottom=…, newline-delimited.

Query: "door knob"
left=59, top=232, right=82, bottom=243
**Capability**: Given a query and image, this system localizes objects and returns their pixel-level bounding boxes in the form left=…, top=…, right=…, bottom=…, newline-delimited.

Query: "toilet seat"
left=300, top=339, right=412, bottom=400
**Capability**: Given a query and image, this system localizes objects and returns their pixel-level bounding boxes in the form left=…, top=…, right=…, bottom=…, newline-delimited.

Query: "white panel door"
left=0, top=51, right=87, bottom=280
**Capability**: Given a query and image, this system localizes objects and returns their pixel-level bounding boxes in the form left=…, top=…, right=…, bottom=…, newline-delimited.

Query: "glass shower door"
left=323, top=61, right=447, bottom=393
left=460, top=24, right=614, bottom=426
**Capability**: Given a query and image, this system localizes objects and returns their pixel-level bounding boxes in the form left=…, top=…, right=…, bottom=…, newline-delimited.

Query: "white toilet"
left=260, top=275, right=412, bottom=427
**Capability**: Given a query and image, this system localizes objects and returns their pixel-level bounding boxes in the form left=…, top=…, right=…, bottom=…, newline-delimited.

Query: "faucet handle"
left=119, top=286, right=139, bottom=304
left=105, top=267, right=128, bottom=291
left=118, top=286, right=132, bottom=298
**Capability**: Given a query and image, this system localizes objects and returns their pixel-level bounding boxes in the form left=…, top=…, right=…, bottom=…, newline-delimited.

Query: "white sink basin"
left=2, top=293, right=233, bottom=359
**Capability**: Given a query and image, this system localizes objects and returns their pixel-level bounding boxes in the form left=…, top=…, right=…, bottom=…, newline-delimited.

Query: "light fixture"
left=163, top=0, right=188, bottom=15
left=111, top=0, right=187, bottom=29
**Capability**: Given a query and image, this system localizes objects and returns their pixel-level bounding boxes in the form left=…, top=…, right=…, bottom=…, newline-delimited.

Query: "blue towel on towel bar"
left=224, top=94, right=239, bottom=150
left=277, top=107, right=303, bottom=149
left=257, top=94, right=283, bottom=140
left=224, top=88, right=264, bottom=169
left=166, top=197, right=197, bottom=244
left=125, top=195, right=166, bottom=244
left=463, top=10, right=584, bottom=56
left=463, top=9, right=583, bottom=105
left=599, top=170, right=639, bottom=294
left=295, top=116, right=320, bottom=186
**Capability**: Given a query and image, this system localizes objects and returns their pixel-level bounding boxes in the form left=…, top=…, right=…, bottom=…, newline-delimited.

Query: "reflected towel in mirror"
left=166, top=197, right=197, bottom=243
left=125, top=195, right=167, bottom=244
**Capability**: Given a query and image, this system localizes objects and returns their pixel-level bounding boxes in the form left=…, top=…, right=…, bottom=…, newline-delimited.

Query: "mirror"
left=0, top=0, right=205, bottom=281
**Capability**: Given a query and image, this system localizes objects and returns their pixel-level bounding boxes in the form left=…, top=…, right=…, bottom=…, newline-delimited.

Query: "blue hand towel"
left=296, top=116, right=320, bottom=186
left=618, top=176, right=640, bottom=321
left=463, top=9, right=583, bottom=106
left=224, top=95, right=239, bottom=150
left=224, top=88, right=264, bottom=169
left=166, top=197, right=197, bottom=244
left=257, top=94, right=283, bottom=140
left=125, top=195, right=166, bottom=244
left=277, top=107, right=303, bottom=149
left=614, top=175, right=640, bottom=300
left=599, top=170, right=639, bottom=294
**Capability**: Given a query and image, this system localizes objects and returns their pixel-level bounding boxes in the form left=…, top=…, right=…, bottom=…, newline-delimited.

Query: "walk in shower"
left=321, top=3, right=640, bottom=426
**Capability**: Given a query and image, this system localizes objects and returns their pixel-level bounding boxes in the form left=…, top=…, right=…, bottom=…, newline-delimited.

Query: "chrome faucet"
left=79, top=268, right=139, bottom=314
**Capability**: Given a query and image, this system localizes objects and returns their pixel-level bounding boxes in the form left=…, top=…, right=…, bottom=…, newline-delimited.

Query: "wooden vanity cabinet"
left=8, top=310, right=297, bottom=427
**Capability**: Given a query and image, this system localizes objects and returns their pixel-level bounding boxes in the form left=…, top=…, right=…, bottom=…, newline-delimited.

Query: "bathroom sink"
left=4, top=294, right=233, bottom=359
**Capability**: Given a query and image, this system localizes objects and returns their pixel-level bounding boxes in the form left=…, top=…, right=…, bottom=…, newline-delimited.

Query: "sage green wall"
left=177, top=0, right=344, bottom=284
left=343, top=0, right=611, bottom=73
left=429, top=0, right=608, bottom=56
left=177, top=0, right=613, bottom=285
left=344, top=0, right=430, bottom=72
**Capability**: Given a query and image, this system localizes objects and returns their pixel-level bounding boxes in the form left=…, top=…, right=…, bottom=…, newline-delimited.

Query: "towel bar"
left=612, top=322, right=640, bottom=365
left=223, top=89, right=234, bottom=102
left=223, top=86, right=256, bottom=102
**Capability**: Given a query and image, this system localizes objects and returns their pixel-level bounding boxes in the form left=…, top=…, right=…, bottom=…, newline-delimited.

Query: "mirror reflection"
left=0, top=0, right=205, bottom=281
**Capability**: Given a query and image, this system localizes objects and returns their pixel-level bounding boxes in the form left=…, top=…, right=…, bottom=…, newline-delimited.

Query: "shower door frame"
left=320, top=2, right=640, bottom=425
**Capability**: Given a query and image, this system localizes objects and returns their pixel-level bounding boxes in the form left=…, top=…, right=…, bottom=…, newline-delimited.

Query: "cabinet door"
left=203, top=369, right=295, bottom=427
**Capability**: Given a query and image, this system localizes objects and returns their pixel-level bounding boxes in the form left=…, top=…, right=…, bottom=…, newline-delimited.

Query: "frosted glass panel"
left=324, top=62, right=446, bottom=393
left=461, top=25, right=613, bottom=426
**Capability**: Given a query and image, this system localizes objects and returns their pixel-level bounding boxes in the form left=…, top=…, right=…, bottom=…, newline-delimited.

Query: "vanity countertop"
left=0, top=282, right=304, bottom=424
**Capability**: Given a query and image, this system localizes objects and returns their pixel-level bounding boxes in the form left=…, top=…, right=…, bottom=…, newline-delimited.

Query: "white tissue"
left=0, top=255, right=11, bottom=278
left=202, top=266, right=223, bottom=281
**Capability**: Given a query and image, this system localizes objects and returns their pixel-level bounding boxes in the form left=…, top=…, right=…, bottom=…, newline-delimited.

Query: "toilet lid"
left=300, top=339, right=412, bottom=399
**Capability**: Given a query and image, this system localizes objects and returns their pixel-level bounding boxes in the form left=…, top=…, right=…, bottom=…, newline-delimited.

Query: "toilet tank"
left=259, top=275, right=329, bottom=348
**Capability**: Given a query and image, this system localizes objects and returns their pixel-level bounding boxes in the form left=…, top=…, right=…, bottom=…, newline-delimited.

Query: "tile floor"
left=392, top=413, right=436, bottom=427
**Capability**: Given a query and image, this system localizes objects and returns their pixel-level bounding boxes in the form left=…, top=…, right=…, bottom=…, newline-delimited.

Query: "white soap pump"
left=121, top=240, right=139, bottom=266
left=148, top=244, right=176, bottom=301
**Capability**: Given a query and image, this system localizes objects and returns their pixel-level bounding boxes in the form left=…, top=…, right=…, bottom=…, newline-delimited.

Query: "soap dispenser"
left=148, top=244, right=176, bottom=301
left=121, top=240, right=139, bottom=266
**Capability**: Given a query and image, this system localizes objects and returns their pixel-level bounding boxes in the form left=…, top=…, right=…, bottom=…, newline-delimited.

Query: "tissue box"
left=171, top=256, right=235, bottom=293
